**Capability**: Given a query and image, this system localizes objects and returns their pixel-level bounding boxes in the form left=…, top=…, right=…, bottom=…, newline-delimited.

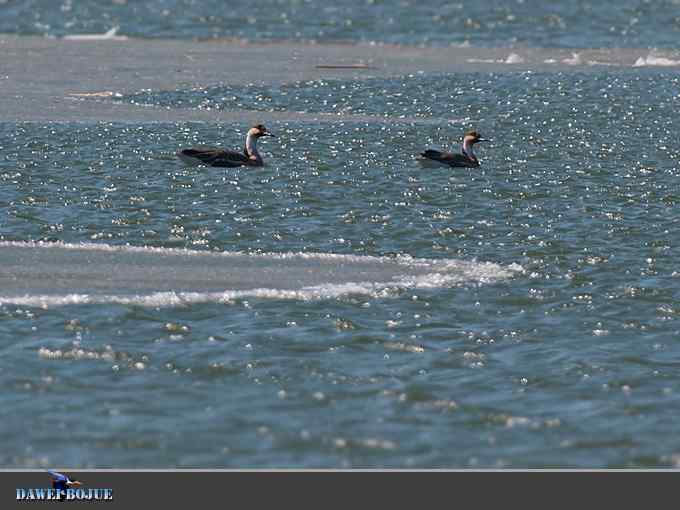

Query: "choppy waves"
left=3, top=0, right=680, bottom=48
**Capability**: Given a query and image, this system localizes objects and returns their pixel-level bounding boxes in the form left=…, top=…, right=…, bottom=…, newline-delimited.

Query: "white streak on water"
left=504, top=53, right=524, bottom=64
left=0, top=241, right=522, bottom=307
left=633, top=53, right=680, bottom=67
left=62, top=26, right=128, bottom=41
left=466, top=52, right=525, bottom=65
left=562, top=53, right=582, bottom=65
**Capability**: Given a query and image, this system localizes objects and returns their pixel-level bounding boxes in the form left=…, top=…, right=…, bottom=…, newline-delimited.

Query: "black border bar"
left=3, top=470, right=677, bottom=509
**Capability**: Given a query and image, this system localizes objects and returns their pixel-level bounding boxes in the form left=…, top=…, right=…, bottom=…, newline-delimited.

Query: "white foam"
left=38, top=346, right=117, bottom=361
left=466, top=53, right=525, bottom=65
left=466, top=58, right=498, bottom=64
left=504, top=53, right=524, bottom=64
left=0, top=241, right=522, bottom=307
left=562, top=53, right=583, bottom=65
left=0, top=239, right=511, bottom=268
left=633, top=54, right=680, bottom=67
left=63, top=27, right=128, bottom=41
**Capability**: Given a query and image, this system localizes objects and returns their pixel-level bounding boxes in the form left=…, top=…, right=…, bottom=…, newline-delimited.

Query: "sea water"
left=1, top=0, right=680, bottom=468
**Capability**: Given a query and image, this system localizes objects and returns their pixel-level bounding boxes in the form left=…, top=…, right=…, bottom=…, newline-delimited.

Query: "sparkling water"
left=1, top=0, right=680, bottom=468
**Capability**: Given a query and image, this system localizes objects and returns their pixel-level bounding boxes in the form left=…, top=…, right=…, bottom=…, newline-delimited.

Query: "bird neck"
left=245, top=134, right=261, bottom=160
left=462, top=139, right=477, bottom=161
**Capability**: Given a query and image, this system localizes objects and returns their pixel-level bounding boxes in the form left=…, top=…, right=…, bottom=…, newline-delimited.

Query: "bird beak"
left=263, top=133, right=275, bottom=137
left=477, top=138, right=490, bottom=143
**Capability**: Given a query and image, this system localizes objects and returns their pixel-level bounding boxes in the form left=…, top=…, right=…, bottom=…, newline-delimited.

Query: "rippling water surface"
left=3, top=0, right=680, bottom=47
left=2, top=65, right=680, bottom=468
left=3, top=0, right=680, bottom=468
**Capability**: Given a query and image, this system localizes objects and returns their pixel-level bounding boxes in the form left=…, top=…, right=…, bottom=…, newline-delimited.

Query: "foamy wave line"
left=633, top=54, right=680, bottom=67
left=0, top=240, right=514, bottom=270
left=0, top=270, right=516, bottom=307
left=0, top=241, right=521, bottom=306
left=62, top=26, right=128, bottom=42
left=466, top=52, right=525, bottom=65
left=0, top=239, right=422, bottom=263
left=543, top=53, right=618, bottom=67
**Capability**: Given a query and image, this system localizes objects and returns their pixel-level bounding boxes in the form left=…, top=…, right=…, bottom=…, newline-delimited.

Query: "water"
left=3, top=0, right=680, bottom=48
left=2, top=2, right=680, bottom=469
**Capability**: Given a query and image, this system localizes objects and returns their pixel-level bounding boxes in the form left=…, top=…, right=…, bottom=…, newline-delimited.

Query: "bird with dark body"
left=418, top=130, right=489, bottom=168
left=176, top=124, right=274, bottom=167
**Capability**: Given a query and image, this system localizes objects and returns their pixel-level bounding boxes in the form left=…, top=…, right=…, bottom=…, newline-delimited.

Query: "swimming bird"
left=177, top=124, right=275, bottom=167
left=418, top=130, right=489, bottom=168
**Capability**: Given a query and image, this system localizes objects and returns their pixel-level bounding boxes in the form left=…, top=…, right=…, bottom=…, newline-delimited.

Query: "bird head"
left=248, top=124, right=275, bottom=138
left=463, top=130, right=489, bottom=145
